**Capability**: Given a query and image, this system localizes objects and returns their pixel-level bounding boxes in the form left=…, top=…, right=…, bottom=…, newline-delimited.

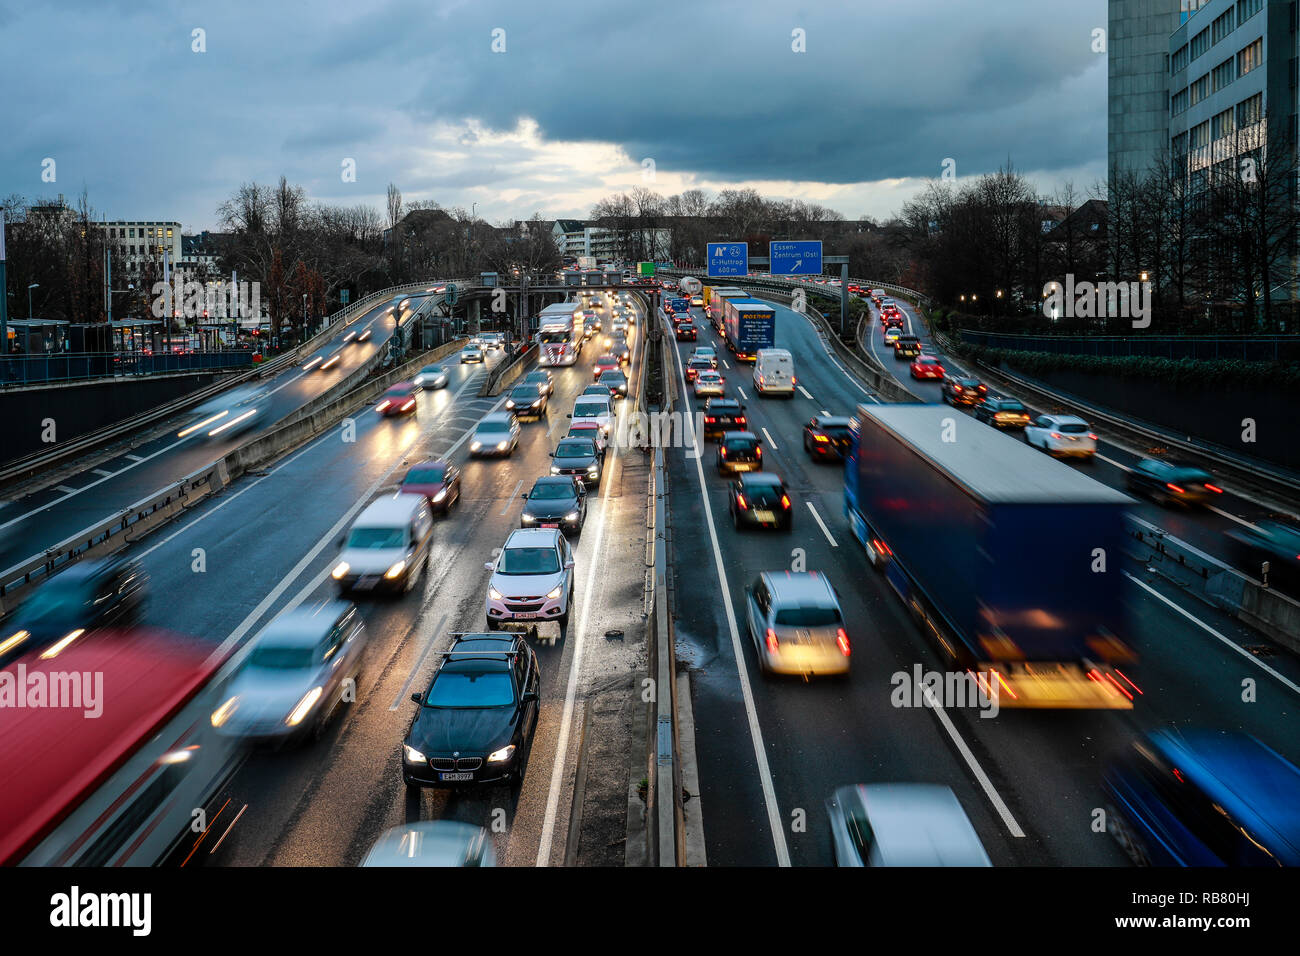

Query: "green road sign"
left=340, top=288, right=350, bottom=305
left=638, top=261, right=655, bottom=276
left=445, top=283, right=458, bottom=306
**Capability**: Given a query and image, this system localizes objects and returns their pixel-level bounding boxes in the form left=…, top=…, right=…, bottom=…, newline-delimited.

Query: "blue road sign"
left=769, top=240, right=822, bottom=275
left=707, top=242, right=748, bottom=278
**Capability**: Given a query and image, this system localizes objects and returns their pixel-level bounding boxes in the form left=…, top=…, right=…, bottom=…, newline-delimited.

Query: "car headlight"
left=587, top=465, right=599, bottom=475
left=565, top=511, right=580, bottom=521
left=470, top=441, right=482, bottom=451
left=522, top=512, right=536, bottom=522
left=497, top=441, right=508, bottom=450
left=551, top=465, right=561, bottom=474
left=210, top=695, right=239, bottom=728
left=506, top=400, right=515, bottom=409
left=286, top=687, right=323, bottom=726
left=414, top=376, right=424, bottom=385
left=487, top=745, right=517, bottom=763
left=432, top=488, right=447, bottom=503
left=384, top=560, right=407, bottom=580
left=403, top=744, right=426, bottom=764
left=546, top=585, right=563, bottom=600
left=331, top=562, right=350, bottom=580
left=489, top=586, right=504, bottom=601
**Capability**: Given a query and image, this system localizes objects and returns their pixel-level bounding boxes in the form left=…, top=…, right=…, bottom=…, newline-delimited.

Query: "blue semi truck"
left=722, top=298, right=777, bottom=361
left=845, top=404, right=1138, bottom=709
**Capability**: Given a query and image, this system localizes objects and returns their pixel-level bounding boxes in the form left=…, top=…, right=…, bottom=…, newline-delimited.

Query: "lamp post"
left=28, top=282, right=38, bottom=319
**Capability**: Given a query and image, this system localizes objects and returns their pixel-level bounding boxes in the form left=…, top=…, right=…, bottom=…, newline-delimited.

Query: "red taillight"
left=736, top=416, right=746, bottom=425
left=1205, top=483, right=1223, bottom=493
left=781, top=495, right=791, bottom=509
left=1166, top=483, right=1185, bottom=494
left=736, top=494, right=748, bottom=510
left=791, top=377, right=796, bottom=385
left=871, top=538, right=892, bottom=556
left=755, top=446, right=762, bottom=455
left=705, top=416, right=716, bottom=423
left=836, top=628, right=851, bottom=656
left=765, top=628, right=779, bottom=652
left=1088, top=432, right=1098, bottom=440
left=1050, top=432, right=1062, bottom=440
left=720, top=446, right=727, bottom=457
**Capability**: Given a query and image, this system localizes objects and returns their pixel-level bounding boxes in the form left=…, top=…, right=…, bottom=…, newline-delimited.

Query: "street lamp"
left=27, top=283, right=38, bottom=319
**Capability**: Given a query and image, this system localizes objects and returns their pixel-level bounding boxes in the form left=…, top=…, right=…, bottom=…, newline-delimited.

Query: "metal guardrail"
left=957, top=329, right=1300, bottom=362
left=657, top=267, right=930, bottom=310
left=0, top=348, right=254, bottom=386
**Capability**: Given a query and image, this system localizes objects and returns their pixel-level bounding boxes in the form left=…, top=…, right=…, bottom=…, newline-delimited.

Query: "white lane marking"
left=1095, top=453, right=1131, bottom=472
left=919, top=682, right=1026, bottom=838
left=797, top=385, right=814, bottom=401
left=125, top=454, right=144, bottom=462
left=391, top=613, right=449, bottom=710
left=91, top=468, right=114, bottom=477
left=722, top=359, right=730, bottom=370
left=1207, top=505, right=1259, bottom=530
left=737, top=386, right=748, bottom=401
left=536, top=410, right=620, bottom=867
left=670, top=335, right=791, bottom=866
left=805, top=501, right=838, bottom=547
left=502, top=479, right=523, bottom=514
left=1125, top=572, right=1300, bottom=697
left=761, top=427, right=779, bottom=450
left=55, top=485, right=78, bottom=494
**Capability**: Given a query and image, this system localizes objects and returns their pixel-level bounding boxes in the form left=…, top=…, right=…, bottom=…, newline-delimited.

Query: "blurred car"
left=941, top=375, right=987, bottom=406
left=566, top=421, right=607, bottom=457
left=360, top=821, right=495, bottom=867
left=522, top=369, right=553, bottom=396
left=0, top=557, right=147, bottom=665
left=399, top=459, right=461, bottom=513
left=480, top=332, right=505, bottom=351
left=601, top=368, right=629, bottom=398
left=825, top=784, right=992, bottom=867
left=592, top=354, right=620, bottom=378
left=376, top=382, right=420, bottom=417
left=211, top=602, right=366, bottom=744
left=550, top=436, right=603, bottom=487
left=690, top=295, right=703, bottom=307
left=331, top=495, right=433, bottom=596
left=484, top=528, right=575, bottom=631
left=883, top=326, right=902, bottom=345
left=1125, top=459, right=1222, bottom=506
left=694, top=369, right=725, bottom=397
left=1024, top=414, right=1097, bottom=458
left=505, top=382, right=547, bottom=420
left=728, top=473, right=792, bottom=531
left=611, top=316, right=629, bottom=335
left=178, top=386, right=270, bottom=440
left=910, top=354, right=944, bottom=380
left=802, top=415, right=852, bottom=461
left=717, top=430, right=763, bottom=474
left=743, top=571, right=850, bottom=677
left=520, top=475, right=587, bottom=535
left=611, top=342, right=631, bottom=366
left=685, top=355, right=714, bottom=383
left=1226, top=519, right=1300, bottom=590
left=1103, top=729, right=1300, bottom=866
left=675, top=321, right=698, bottom=341
left=893, top=336, right=921, bottom=359
left=469, top=412, right=521, bottom=457
left=460, top=344, right=485, bottom=364
left=413, top=364, right=448, bottom=389
left=568, top=393, right=613, bottom=437
left=974, top=395, right=1031, bottom=428
left=356, top=327, right=373, bottom=343
left=403, top=633, right=540, bottom=788
left=702, top=398, right=746, bottom=440
left=318, top=353, right=343, bottom=372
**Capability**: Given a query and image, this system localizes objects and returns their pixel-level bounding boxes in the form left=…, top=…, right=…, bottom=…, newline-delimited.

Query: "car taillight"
left=765, top=628, right=779, bottom=652
left=1050, top=432, right=1062, bottom=440
left=871, top=537, right=892, bottom=556
left=705, top=416, right=716, bottom=423
left=1166, top=483, right=1185, bottom=494
left=836, top=628, right=851, bottom=656
left=781, top=495, right=791, bottom=509
left=736, top=494, right=748, bottom=510
left=1088, top=432, right=1098, bottom=440
left=720, top=446, right=727, bottom=457
left=814, top=434, right=829, bottom=442
left=791, top=377, right=796, bottom=385
left=755, top=446, right=762, bottom=455
left=1205, top=483, right=1223, bottom=493
left=736, top=416, right=746, bottom=425
left=953, top=385, right=963, bottom=392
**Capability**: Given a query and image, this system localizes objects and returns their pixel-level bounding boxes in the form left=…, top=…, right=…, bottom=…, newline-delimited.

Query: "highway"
left=129, top=294, right=652, bottom=867
left=663, top=294, right=1300, bottom=866
left=0, top=293, right=427, bottom=588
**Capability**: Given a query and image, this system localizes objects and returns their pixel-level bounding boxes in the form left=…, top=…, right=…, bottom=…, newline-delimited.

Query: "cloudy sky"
left=1, top=0, right=1108, bottom=231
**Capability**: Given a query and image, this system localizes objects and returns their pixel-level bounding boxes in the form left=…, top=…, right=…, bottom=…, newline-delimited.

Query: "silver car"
left=469, top=411, right=521, bottom=457
left=360, top=821, right=495, bottom=867
left=211, top=602, right=367, bottom=744
left=825, top=784, right=992, bottom=867
left=744, top=571, right=850, bottom=676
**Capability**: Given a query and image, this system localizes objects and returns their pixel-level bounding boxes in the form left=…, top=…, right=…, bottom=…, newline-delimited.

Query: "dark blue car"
left=1104, top=729, right=1300, bottom=866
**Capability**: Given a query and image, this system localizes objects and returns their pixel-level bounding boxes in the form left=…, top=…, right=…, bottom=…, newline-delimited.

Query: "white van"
left=753, top=349, right=795, bottom=396
left=332, top=494, right=434, bottom=596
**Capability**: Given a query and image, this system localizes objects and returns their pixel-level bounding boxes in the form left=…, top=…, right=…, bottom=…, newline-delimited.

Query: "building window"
left=1189, top=120, right=1211, bottom=150
left=1237, top=38, right=1262, bottom=76
left=1172, top=131, right=1189, bottom=157
left=1212, top=56, right=1236, bottom=91
left=1211, top=9, right=1234, bottom=45
left=1172, top=87, right=1190, bottom=114
left=1189, top=73, right=1210, bottom=106
left=1212, top=107, right=1236, bottom=140
left=166, top=228, right=173, bottom=238
left=1236, top=91, right=1263, bottom=127
left=1190, top=27, right=1210, bottom=61
left=1236, top=0, right=1262, bottom=23
left=129, top=228, right=135, bottom=238
left=1172, top=44, right=1189, bottom=73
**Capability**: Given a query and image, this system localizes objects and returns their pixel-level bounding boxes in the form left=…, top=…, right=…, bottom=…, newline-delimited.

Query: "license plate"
left=754, top=510, right=776, bottom=522
left=513, top=612, right=538, bottom=619
left=732, top=463, right=752, bottom=471
left=542, top=522, right=559, bottom=528
left=354, top=577, right=377, bottom=590
left=439, top=772, right=474, bottom=782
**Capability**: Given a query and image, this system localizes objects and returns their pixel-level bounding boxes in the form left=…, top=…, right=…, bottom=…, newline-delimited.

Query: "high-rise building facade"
left=1108, top=1, right=1184, bottom=175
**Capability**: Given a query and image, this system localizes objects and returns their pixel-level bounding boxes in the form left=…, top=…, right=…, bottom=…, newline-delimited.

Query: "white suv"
left=1024, top=414, right=1097, bottom=459
left=569, top=394, right=613, bottom=437
left=485, top=529, right=575, bottom=632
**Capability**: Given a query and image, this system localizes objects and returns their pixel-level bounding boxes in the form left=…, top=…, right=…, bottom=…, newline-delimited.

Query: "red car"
left=847, top=284, right=861, bottom=293
left=376, top=382, right=419, bottom=416
left=910, top=355, right=945, bottom=380
left=399, top=459, right=461, bottom=513
left=592, top=354, right=620, bottom=378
